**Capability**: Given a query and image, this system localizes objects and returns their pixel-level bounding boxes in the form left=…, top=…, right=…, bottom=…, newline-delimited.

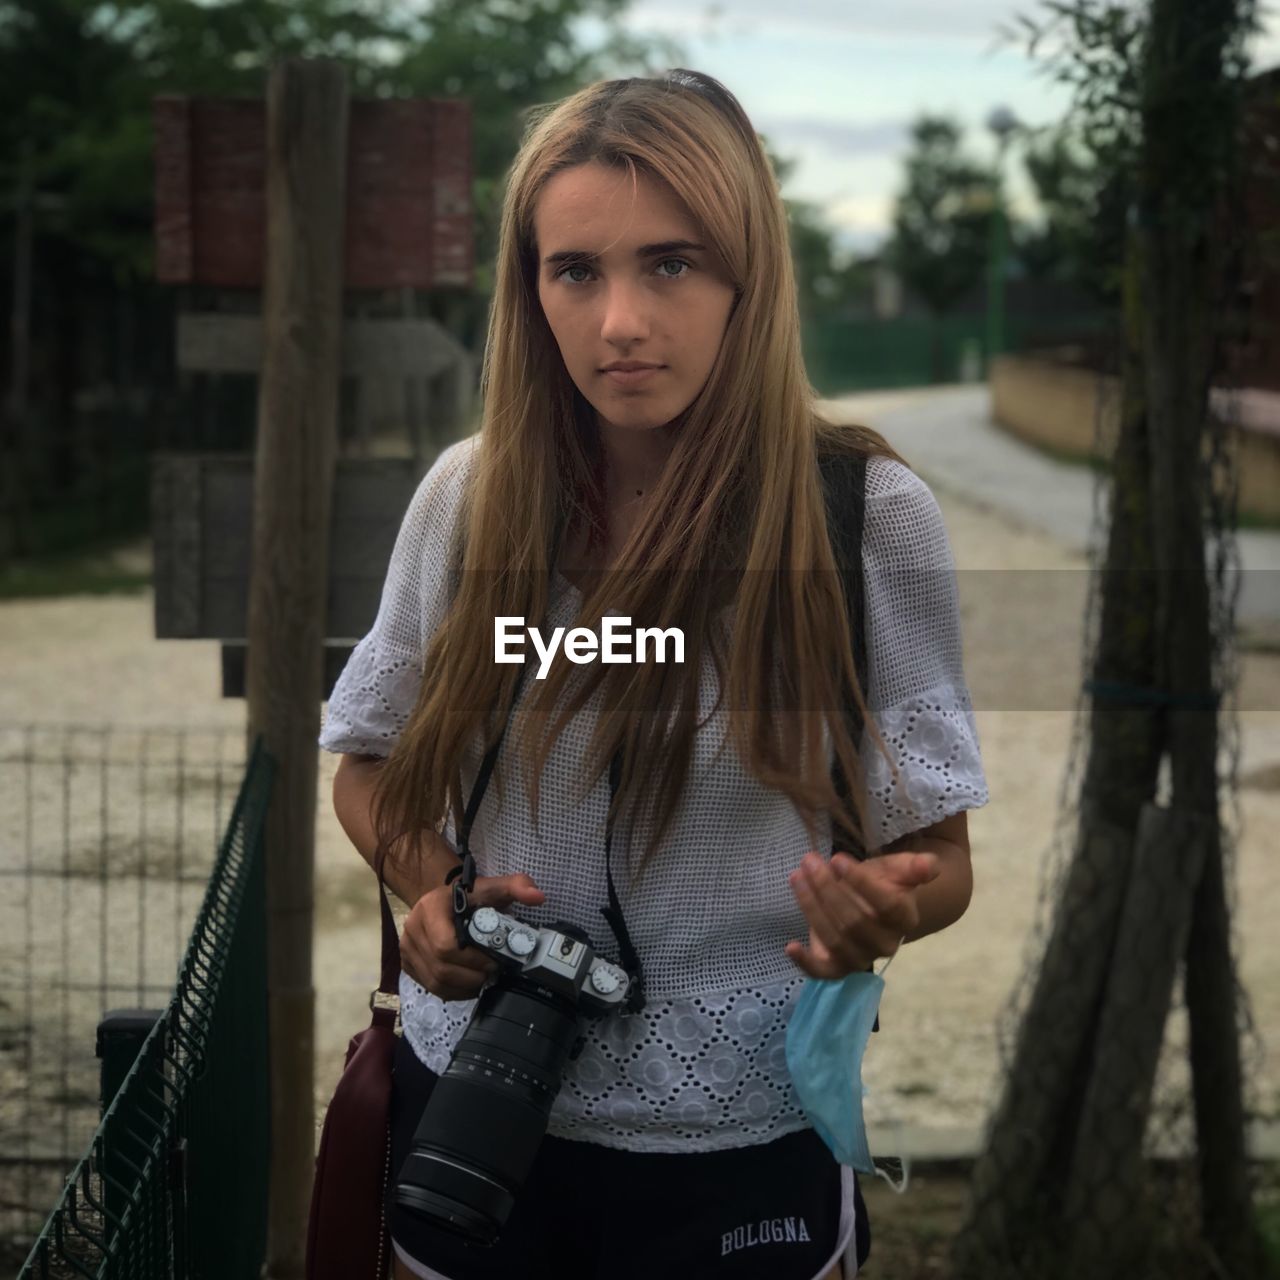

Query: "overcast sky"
left=574, top=0, right=1280, bottom=256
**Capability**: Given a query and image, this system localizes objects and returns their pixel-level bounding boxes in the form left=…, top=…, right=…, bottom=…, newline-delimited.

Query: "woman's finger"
left=400, top=939, right=494, bottom=999
left=445, top=943, right=500, bottom=973
left=405, top=888, right=495, bottom=973
left=408, top=920, right=496, bottom=977
left=788, top=862, right=848, bottom=954
left=835, top=852, right=935, bottom=924
left=790, top=855, right=875, bottom=955
left=470, top=873, right=546, bottom=911
left=829, top=857, right=918, bottom=942
left=425, top=961, right=495, bottom=1001
left=419, top=914, right=495, bottom=972
left=784, top=936, right=843, bottom=981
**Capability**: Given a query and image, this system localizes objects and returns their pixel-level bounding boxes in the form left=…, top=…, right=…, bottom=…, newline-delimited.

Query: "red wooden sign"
left=153, top=95, right=473, bottom=290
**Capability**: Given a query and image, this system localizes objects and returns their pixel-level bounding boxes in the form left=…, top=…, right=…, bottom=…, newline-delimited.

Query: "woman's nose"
left=599, top=280, right=651, bottom=345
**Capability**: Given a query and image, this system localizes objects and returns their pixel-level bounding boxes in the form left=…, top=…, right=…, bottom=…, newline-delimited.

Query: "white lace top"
left=319, top=435, right=989, bottom=1152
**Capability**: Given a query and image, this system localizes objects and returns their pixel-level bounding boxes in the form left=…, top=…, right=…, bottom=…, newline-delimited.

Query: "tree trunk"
left=1138, top=0, right=1266, bottom=1271
left=952, top=808, right=1137, bottom=1276
left=954, top=0, right=1267, bottom=1272
left=1061, top=802, right=1211, bottom=1277
left=953, top=220, right=1164, bottom=1280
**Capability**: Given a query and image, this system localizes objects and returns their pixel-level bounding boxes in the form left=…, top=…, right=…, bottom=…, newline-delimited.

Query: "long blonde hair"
left=374, top=69, right=906, bottom=878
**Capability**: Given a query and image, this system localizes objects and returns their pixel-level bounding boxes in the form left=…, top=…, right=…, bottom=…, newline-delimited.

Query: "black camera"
left=392, top=906, right=631, bottom=1246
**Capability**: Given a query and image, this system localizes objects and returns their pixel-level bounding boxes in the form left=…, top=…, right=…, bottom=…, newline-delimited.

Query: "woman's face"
left=533, top=161, right=738, bottom=437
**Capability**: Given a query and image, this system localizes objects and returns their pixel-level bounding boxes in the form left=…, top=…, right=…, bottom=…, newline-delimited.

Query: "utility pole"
left=984, top=105, right=1019, bottom=372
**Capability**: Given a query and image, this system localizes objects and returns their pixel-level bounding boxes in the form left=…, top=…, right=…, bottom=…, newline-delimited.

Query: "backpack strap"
left=817, top=448, right=870, bottom=860
left=817, top=448, right=880, bottom=1025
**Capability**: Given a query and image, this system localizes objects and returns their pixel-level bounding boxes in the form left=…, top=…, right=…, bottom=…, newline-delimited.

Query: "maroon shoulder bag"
left=305, top=849, right=401, bottom=1280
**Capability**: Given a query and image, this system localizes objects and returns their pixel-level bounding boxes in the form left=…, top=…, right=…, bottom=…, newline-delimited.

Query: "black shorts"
left=386, top=1034, right=872, bottom=1280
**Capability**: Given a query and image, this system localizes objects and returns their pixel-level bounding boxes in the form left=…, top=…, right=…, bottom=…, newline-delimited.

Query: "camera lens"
left=393, top=979, right=581, bottom=1246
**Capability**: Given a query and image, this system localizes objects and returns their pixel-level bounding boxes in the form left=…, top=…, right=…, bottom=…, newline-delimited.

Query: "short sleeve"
left=858, top=457, right=989, bottom=847
left=318, top=436, right=478, bottom=757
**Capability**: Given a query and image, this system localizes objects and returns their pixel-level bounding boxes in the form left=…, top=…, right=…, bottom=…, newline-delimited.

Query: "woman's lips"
left=602, top=366, right=665, bottom=386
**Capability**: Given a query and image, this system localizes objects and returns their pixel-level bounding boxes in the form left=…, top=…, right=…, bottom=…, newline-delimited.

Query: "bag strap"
left=371, top=845, right=402, bottom=1027
left=817, top=448, right=870, bottom=859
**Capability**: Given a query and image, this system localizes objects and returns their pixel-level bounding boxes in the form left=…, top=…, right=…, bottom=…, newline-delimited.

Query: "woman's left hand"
left=785, top=850, right=941, bottom=979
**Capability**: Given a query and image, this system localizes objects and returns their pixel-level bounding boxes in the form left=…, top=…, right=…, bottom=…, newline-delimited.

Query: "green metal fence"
left=802, top=311, right=1110, bottom=396
left=18, top=737, right=274, bottom=1279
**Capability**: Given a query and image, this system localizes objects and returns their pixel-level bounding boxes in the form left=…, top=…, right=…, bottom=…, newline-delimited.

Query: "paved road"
left=822, top=384, right=1279, bottom=638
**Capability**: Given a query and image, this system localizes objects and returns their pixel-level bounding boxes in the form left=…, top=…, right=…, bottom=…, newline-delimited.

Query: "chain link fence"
left=0, top=724, right=248, bottom=1270
left=15, top=735, right=272, bottom=1278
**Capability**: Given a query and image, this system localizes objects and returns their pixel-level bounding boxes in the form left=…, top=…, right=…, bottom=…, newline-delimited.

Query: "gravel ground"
left=0, top=430, right=1276, bottom=1157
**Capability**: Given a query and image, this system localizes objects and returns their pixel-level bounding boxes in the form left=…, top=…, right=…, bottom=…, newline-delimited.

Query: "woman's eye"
left=555, top=258, right=692, bottom=284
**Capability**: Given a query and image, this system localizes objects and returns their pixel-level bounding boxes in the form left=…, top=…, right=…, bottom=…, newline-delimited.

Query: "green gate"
left=19, top=737, right=274, bottom=1278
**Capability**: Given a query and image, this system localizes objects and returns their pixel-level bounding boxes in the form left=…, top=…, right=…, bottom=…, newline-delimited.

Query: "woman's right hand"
left=400, top=872, right=546, bottom=1001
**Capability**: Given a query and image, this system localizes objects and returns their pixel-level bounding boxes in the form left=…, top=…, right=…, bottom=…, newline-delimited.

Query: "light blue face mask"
left=785, top=955, right=895, bottom=1176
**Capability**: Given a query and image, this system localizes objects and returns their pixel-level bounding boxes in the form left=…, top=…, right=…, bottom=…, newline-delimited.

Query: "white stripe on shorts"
left=391, top=1238, right=455, bottom=1280
left=801, top=1163, right=858, bottom=1280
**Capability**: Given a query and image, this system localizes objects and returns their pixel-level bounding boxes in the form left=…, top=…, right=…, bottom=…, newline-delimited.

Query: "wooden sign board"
left=221, top=641, right=357, bottom=701
left=152, top=453, right=434, bottom=696
left=153, top=96, right=473, bottom=290
left=175, top=313, right=467, bottom=379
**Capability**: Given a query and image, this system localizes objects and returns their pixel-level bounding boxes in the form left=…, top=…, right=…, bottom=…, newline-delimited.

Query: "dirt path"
left=1, top=473, right=1276, bottom=1151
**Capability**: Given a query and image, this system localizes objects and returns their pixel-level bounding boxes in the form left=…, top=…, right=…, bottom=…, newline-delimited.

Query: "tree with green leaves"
left=886, top=115, right=995, bottom=378
left=1016, top=125, right=1128, bottom=304
left=762, top=143, right=867, bottom=324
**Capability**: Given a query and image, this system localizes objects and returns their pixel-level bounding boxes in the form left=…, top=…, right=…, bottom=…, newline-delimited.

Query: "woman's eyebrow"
left=542, top=239, right=707, bottom=266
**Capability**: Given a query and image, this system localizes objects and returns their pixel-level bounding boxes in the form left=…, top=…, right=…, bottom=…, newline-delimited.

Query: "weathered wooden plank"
left=152, top=97, right=193, bottom=283
left=150, top=454, right=203, bottom=637
left=151, top=453, right=428, bottom=639
left=221, top=642, right=355, bottom=700
left=429, top=98, right=473, bottom=287
left=343, top=317, right=466, bottom=379
left=176, top=313, right=467, bottom=378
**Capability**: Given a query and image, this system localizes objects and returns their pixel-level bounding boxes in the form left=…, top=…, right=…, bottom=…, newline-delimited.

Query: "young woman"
left=322, top=68, right=988, bottom=1280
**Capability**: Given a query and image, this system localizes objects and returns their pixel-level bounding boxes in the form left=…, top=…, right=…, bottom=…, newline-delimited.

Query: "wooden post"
left=245, top=58, right=348, bottom=1278
left=2, top=139, right=34, bottom=560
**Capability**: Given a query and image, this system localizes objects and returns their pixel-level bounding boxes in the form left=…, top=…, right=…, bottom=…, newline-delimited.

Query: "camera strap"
left=449, top=669, right=645, bottom=1010
left=450, top=666, right=532, bottom=931
left=600, top=748, right=645, bottom=1013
